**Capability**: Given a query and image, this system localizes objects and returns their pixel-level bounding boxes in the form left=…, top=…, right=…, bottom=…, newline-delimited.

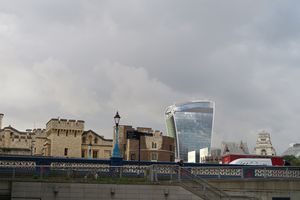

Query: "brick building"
left=115, top=125, right=175, bottom=162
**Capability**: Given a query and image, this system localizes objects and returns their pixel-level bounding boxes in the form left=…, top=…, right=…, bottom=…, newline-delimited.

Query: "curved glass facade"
left=165, top=101, right=214, bottom=161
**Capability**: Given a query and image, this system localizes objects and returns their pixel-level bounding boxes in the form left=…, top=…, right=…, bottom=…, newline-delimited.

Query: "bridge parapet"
left=0, top=155, right=299, bottom=180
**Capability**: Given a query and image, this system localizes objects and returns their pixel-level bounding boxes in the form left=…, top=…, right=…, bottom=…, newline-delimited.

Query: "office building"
left=282, top=143, right=300, bottom=157
left=165, top=100, right=215, bottom=161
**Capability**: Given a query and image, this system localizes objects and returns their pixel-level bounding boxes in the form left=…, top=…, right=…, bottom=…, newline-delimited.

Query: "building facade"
left=81, top=130, right=112, bottom=159
left=165, top=100, right=215, bottom=161
left=0, top=126, right=34, bottom=155
left=115, top=125, right=175, bottom=162
left=0, top=114, right=113, bottom=159
left=221, top=141, right=249, bottom=155
left=254, top=131, right=276, bottom=156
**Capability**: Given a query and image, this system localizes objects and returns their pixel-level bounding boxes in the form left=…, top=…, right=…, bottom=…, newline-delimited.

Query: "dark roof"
left=82, top=130, right=113, bottom=141
left=2, top=126, right=28, bottom=135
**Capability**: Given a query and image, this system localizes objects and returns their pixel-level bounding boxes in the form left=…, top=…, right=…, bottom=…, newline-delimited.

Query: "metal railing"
left=0, top=165, right=150, bottom=184
left=0, top=164, right=300, bottom=181
left=149, top=165, right=260, bottom=200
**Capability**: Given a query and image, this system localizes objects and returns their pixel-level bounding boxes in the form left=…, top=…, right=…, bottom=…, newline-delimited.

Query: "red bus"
left=222, top=154, right=284, bottom=166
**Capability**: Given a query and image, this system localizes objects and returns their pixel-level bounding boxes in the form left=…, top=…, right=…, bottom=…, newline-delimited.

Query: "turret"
left=0, top=113, right=3, bottom=129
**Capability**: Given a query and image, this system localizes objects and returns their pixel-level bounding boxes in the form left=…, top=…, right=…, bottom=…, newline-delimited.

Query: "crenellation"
left=46, top=118, right=84, bottom=131
left=0, top=114, right=113, bottom=158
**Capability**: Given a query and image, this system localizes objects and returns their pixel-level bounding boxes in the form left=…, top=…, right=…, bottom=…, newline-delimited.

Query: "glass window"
left=64, top=148, right=68, bottom=156
left=93, top=150, right=98, bottom=158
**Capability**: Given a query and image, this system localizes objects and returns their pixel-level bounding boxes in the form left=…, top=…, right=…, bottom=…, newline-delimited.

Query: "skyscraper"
left=165, top=100, right=215, bottom=161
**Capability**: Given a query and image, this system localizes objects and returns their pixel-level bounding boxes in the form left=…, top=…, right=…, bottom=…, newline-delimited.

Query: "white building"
left=254, top=131, right=276, bottom=156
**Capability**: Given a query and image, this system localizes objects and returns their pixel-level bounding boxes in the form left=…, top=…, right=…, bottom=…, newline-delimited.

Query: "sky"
left=1, top=0, right=300, bottom=154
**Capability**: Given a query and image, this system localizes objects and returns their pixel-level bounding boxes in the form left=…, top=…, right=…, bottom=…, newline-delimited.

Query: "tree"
left=283, top=155, right=300, bottom=166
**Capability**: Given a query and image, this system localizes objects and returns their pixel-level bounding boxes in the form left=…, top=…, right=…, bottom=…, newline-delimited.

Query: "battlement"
left=46, top=118, right=84, bottom=131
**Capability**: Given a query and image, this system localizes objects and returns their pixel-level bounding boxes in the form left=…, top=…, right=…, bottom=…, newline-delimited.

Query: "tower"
left=254, top=131, right=276, bottom=156
left=0, top=113, right=3, bottom=129
left=45, top=118, right=84, bottom=157
left=165, top=100, right=215, bottom=161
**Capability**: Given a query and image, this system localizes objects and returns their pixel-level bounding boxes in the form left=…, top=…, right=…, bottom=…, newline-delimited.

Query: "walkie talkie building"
left=165, top=100, right=215, bottom=161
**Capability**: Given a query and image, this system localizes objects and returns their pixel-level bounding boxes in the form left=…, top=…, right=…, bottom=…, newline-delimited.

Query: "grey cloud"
left=0, top=1, right=299, bottom=153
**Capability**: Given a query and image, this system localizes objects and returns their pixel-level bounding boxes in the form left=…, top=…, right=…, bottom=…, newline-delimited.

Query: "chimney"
left=0, top=113, right=3, bottom=129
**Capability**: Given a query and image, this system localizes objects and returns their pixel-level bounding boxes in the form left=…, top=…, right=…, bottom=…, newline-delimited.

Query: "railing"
left=0, top=164, right=299, bottom=200
left=149, top=165, right=260, bottom=200
left=0, top=155, right=300, bottom=180
left=0, top=165, right=150, bottom=184
left=147, top=164, right=300, bottom=180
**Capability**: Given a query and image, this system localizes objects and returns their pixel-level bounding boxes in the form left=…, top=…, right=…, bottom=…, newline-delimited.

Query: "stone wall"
left=209, top=179, right=300, bottom=200
left=6, top=179, right=300, bottom=200
left=10, top=182, right=202, bottom=200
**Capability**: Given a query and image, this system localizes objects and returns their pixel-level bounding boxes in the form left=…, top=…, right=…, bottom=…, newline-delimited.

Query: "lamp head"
left=114, top=111, right=121, bottom=125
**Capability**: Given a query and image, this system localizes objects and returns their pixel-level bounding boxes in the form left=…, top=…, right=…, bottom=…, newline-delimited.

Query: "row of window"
left=82, top=136, right=99, bottom=144
left=57, top=130, right=79, bottom=137
left=1, top=138, right=31, bottom=142
left=151, top=142, right=174, bottom=151
left=130, top=152, right=174, bottom=162
left=81, top=149, right=111, bottom=158
left=63, top=148, right=111, bottom=158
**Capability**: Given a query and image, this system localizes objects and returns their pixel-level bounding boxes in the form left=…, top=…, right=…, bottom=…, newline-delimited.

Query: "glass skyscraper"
left=165, top=100, right=215, bottom=161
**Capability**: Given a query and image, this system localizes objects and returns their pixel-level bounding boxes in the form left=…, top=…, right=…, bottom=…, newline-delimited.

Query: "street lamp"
left=88, top=142, right=92, bottom=159
left=112, top=111, right=121, bottom=158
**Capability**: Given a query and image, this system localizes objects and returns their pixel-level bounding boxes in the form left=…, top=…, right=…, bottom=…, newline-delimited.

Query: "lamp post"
left=88, top=142, right=92, bottom=159
left=112, top=111, right=121, bottom=158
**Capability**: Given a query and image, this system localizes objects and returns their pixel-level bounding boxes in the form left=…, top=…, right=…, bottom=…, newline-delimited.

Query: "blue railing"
left=0, top=155, right=299, bottom=180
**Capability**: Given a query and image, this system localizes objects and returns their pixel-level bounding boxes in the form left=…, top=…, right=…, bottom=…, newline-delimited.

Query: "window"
left=74, top=131, right=77, bottom=137
left=94, top=138, right=98, bottom=144
left=81, top=150, right=85, bottom=158
left=152, top=142, right=157, bottom=149
left=57, top=130, right=60, bottom=136
left=88, top=135, right=93, bottom=144
left=93, top=150, right=98, bottom=158
left=261, top=149, right=267, bottom=156
left=170, top=155, right=174, bottom=162
left=64, top=148, right=68, bottom=156
left=151, top=152, right=158, bottom=161
left=82, top=137, right=86, bottom=143
left=169, top=145, right=173, bottom=151
left=66, top=131, right=68, bottom=137
left=131, top=154, right=136, bottom=160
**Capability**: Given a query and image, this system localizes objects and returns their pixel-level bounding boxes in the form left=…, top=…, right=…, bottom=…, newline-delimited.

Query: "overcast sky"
left=1, top=0, right=300, bottom=154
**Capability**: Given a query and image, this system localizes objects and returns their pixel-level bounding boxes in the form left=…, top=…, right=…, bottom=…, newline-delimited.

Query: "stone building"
left=81, top=130, right=112, bottom=159
left=115, top=125, right=175, bottom=162
left=0, top=114, right=113, bottom=159
left=254, top=131, right=276, bottom=156
left=0, top=113, right=35, bottom=155
left=43, top=119, right=84, bottom=157
left=221, top=141, right=249, bottom=155
left=0, top=126, right=34, bottom=155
